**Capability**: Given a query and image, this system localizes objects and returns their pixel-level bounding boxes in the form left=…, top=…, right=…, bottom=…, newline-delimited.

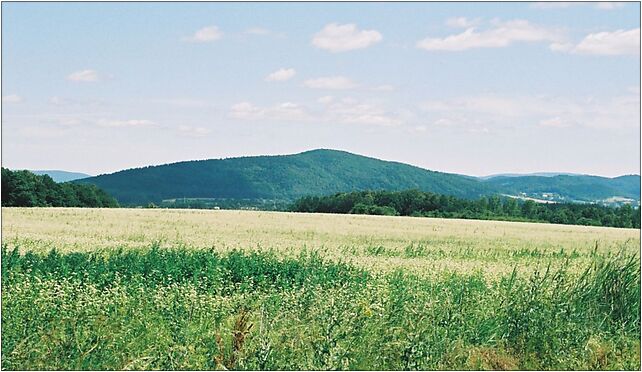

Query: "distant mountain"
left=484, top=174, right=640, bottom=204
left=31, top=170, right=91, bottom=183
left=75, top=149, right=640, bottom=207
left=76, top=149, right=492, bottom=205
left=479, top=172, right=583, bottom=180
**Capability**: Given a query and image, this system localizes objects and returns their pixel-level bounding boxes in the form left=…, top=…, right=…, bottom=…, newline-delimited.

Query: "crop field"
left=2, top=207, right=641, bottom=370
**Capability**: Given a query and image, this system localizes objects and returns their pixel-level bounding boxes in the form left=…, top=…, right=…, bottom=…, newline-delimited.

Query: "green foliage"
left=73, top=149, right=494, bottom=205
left=73, top=149, right=640, bottom=208
left=2, top=246, right=639, bottom=370
left=486, top=174, right=641, bottom=204
left=291, top=189, right=641, bottom=228
left=1, top=168, right=118, bottom=208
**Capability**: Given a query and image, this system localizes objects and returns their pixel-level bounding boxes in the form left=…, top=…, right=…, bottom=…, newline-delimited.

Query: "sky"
left=1, top=2, right=640, bottom=177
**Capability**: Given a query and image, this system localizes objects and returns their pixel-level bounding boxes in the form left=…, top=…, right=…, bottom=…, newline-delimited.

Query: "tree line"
left=291, top=189, right=641, bottom=228
left=1, top=168, right=119, bottom=208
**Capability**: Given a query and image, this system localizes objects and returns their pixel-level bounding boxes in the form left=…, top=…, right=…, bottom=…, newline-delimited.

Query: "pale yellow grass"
left=2, top=207, right=639, bottom=277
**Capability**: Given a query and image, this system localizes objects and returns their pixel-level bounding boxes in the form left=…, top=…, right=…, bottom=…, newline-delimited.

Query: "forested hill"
left=75, top=149, right=491, bottom=205
left=486, top=174, right=640, bottom=204
left=74, top=149, right=640, bottom=207
left=1, top=168, right=118, bottom=208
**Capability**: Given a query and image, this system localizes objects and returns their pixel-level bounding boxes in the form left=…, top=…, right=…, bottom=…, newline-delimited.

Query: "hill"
left=31, top=170, right=91, bottom=182
left=484, top=174, right=640, bottom=205
left=479, top=172, right=583, bottom=180
left=1, top=168, right=118, bottom=208
left=76, top=149, right=492, bottom=205
left=75, top=149, right=640, bottom=207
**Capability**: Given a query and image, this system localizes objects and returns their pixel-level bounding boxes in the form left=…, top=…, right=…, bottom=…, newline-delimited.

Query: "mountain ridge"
left=74, top=149, right=640, bottom=206
left=30, top=170, right=92, bottom=183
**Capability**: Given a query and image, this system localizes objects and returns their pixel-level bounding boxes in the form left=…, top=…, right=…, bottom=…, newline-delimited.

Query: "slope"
left=76, top=149, right=492, bottom=205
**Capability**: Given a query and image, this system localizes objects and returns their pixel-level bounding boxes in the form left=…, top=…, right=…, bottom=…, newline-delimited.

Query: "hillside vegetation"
left=75, top=149, right=640, bottom=207
left=291, top=190, right=641, bottom=228
left=1, top=168, right=118, bottom=208
left=487, top=174, right=640, bottom=203
left=72, top=149, right=491, bottom=204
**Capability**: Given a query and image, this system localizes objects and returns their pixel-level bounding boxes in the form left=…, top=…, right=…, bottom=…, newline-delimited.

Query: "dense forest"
left=291, top=189, right=641, bottom=228
left=75, top=149, right=491, bottom=205
left=1, top=168, right=118, bottom=208
left=76, top=149, right=640, bottom=206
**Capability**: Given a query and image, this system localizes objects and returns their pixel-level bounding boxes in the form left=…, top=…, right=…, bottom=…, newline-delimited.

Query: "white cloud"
left=549, top=42, right=574, bottom=52
left=186, top=26, right=223, bottom=43
left=304, top=76, right=357, bottom=90
left=229, top=97, right=402, bottom=127
left=97, top=119, right=157, bottom=128
left=417, top=19, right=563, bottom=51
left=229, top=102, right=263, bottom=120
left=539, top=116, right=571, bottom=127
left=323, top=97, right=404, bottom=127
left=595, top=2, right=625, bottom=9
left=420, top=91, right=640, bottom=131
left=571, top=28, right=639, bottom=56
left=445, top=17, right=481, bottom=28
left=312, top=23, right=382, bottom=52
left=67, top=69, right=100, bottom=82
left=229, top=101, right=311, bottom=121
left=265, top=68, right=296, bottom=82
left=2, top=94, right=23, bottom=103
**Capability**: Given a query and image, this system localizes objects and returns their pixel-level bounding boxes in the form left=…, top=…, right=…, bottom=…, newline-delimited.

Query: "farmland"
left=2, top=207, right=640, bottom=370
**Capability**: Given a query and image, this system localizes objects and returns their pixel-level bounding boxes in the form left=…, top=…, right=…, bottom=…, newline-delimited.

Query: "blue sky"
left=2, top=2, right=640, bottom=177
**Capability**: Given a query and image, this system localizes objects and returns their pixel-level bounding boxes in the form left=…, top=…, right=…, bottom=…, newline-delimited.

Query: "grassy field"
left=2, top=207, right=641, bottom=370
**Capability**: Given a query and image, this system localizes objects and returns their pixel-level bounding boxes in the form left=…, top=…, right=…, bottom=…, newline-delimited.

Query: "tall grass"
left=2, top=245, right=639, bottom=370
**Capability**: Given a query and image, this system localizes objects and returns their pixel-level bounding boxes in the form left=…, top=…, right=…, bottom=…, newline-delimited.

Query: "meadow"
left=2, top=207, right=640, bottom=370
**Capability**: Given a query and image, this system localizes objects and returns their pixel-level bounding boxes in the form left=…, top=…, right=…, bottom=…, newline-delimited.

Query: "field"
left=2, top=208, right=641, bottom=370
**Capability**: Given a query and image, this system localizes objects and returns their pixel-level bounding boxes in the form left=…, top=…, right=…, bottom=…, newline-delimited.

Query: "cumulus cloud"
left=417, top=19, right=563, bottom=51
left=265, top=68, right=296, bottom=82
left=67, top=69, right=100, bottom=82
left=2, top=94, right=23, bottom=103
left=571, top=28, right=639, bottom=56
left=312, top=23, right=382, bottom=52
left=303, top=76, right=357, bottom=90
left=185, top=26, right=223, bottom=43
